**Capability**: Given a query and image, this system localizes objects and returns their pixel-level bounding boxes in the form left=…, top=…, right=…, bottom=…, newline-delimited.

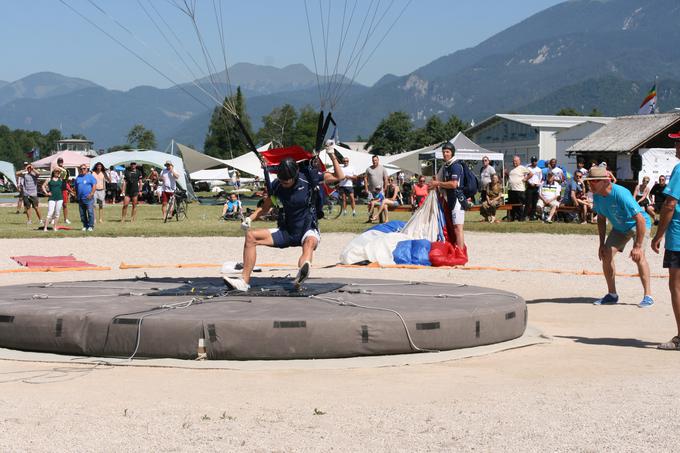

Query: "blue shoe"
left=638, top=295, right=654, bottom=308
left=594, top=293, right=619, bottom=305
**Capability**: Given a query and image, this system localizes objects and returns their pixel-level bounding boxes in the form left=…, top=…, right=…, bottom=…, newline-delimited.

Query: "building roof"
left=566, top=113, right=680, bottom=153
left=466, top=113, right=614, bottom=136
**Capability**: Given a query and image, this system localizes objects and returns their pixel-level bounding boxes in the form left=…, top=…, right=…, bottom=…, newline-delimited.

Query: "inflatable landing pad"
left=0, top=277, right=527, bottom=360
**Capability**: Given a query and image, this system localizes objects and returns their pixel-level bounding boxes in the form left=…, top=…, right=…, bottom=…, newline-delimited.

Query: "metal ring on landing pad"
left=0, top=277, right=527, bottom=360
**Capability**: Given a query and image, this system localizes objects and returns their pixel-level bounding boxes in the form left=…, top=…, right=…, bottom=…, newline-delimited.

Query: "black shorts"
left=339, top=186, right=354, bottom=195
left=125, top=187, right=139, bottom=198
left=23, top=195, right=38, bottom=208
left=663, top=249, right=680, bottom=269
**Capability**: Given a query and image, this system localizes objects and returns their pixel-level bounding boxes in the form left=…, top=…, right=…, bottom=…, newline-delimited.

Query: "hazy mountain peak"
left=0, top=72, right=100, bottom=106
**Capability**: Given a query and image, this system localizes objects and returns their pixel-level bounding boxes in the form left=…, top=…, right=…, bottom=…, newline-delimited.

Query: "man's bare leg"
left=299, top=236, right=318, bottom=267
left=121, top=196, right=130, bottom=221
left=602, top=246, right=618, bottom=294
left=242, top=228, right=274, bottom=284
left=131, top=197, right=138, bottom=222
left=453, top=224, right=464, bottom=249
left=636, top=252, right=651, bottom=296
left=669, top=268, right=680, bottom=337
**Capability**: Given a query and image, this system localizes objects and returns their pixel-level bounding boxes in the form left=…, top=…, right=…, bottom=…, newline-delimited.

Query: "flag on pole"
left=638, top=83, right=657, bottom=115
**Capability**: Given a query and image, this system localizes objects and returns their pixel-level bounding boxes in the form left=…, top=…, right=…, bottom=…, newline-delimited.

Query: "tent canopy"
left=384, top=133, right=503, bottom=174
left=190, top=168, right=233, bottom=181
left=90, top=149, right=195, bottom=200
left=0, top=161, right=17, bottom=189
left=175, top=142, right=227, bottom=174
left=319, top=145, right=400, bottom=176
left=32, top=150, right=91, bottom=169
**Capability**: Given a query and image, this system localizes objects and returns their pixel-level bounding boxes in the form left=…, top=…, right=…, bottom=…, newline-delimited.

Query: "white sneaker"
left=223, top=276, right=250, bottom=292
left=294, top=261, right=311, bottom=288
left=82, top=227, right=87, bottom=231
left=39, top=219, right=44, bottom=226
left=27, top=220, right=32, bottom=225
left=87, top=227, right=93, bottom=232
left=65, top=219, right=71, bottom=225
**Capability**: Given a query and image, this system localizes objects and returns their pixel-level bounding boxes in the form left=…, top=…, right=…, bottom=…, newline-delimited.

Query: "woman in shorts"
left=92, top=162, right=110, bottom=223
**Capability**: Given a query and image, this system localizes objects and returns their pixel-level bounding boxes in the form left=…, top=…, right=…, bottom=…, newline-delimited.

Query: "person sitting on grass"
left=222, top=193, right=242, bottom=220
left=376, top=176, right=401, bottom=223
left=480, top=173, right=503, bottom=223
left=634, top=176, right=652, bottom=214
left=223, top=153, right=344, bottom=292
left=366, top=186, right=385, bottom=223
left=537, top=172, right=560, bottom=223
left=648, top=175, right=668, bottom=225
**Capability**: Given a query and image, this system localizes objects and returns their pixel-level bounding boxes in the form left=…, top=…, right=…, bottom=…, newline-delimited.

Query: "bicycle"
left=323, top=189, right=343, bottom=219
left=163, top=189, right=188, bottom=222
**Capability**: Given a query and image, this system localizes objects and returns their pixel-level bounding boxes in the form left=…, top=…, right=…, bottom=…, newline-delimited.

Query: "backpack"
left=445, top=162, right=479, bottom=199
left=459, top=162, right=479, bottom=199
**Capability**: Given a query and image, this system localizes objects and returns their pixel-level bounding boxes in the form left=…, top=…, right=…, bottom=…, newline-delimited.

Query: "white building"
left=555, top=121, right=611, bottom=173
left=466, top=114, right=613, bottom=171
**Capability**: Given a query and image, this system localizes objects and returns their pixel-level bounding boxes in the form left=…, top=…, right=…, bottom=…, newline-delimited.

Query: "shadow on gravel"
left=526, top=297, right=598, bottom=304
left=555, top=335, right=657, bottom=349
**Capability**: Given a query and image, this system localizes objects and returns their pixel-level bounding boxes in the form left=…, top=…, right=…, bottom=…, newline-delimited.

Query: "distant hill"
left=518, top=76, right=680, bottom=116
left=0, top=72, right=100, bottom=106
left=191, top=63, right=358, bottom=96
left=0, top=80, right=8, bottom=89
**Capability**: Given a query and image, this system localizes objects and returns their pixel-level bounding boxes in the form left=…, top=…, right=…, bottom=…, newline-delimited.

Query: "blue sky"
left=2, top=0, right=564, bottom=90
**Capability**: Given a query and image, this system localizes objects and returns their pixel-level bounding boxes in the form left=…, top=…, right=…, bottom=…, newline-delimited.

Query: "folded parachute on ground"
left=339, top=191, right=468, bottom=267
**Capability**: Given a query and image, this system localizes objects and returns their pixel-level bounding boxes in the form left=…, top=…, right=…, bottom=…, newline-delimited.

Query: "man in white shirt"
left=548, top=158, right=565, bottom=184
left=507, top=155, right=532, bottom=221
left=525, top=156, right=543, bottom=220
left=537, top=172, right=561, bottom=223
left=339, top=157, right=357, bottom=216
left=160, top=161, right=180, bottom=219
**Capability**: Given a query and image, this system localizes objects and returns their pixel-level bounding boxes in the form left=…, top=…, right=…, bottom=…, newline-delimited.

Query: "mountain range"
left=1, top=0, right=679, bottom=150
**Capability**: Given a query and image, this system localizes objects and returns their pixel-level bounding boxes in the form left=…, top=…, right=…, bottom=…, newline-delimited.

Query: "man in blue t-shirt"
left=586, top=166, right=653, bottom=307
left=74, top=164, right=97, bottom=231
left=651, top=131, right=680, bottom=350
left=224, top=154, right=344, bottom=291
left=430, top=142, right=466, bottom=249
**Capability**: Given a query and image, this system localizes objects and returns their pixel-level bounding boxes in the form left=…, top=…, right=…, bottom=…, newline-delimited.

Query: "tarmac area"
left=0, top=232, right=679, bottom=452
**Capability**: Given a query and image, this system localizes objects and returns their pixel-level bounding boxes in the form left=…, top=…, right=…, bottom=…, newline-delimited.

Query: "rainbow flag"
left=638, top=83, right=657, bottom=115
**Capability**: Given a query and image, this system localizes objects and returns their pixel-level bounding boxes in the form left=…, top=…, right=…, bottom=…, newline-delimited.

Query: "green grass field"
left=0, top=198, right=602, bottom=239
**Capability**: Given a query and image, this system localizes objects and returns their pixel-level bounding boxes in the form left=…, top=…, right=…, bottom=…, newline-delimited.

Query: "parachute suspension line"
left=303, top=0, right=324, bottom=109
left=318, top=0, right=330, bottom=107
left=326, top=0, right=378, bottom=108
left=212, top=0, right=234, bottom=101
left=57, top=0, right=213, bottom=113
left=327, top=0, right=357, bottom=110
left=334, top=0, right=412, bottom=107
left=175, top=0, right=234, bottom=114
left=138, top=0, right=203, bottom=88
left=78, top=0, right=227, bottom=114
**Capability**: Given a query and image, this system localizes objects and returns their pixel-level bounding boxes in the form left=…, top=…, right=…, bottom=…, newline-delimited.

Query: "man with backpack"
left=430, top=142, right=473, bottom=249
left=224, top=154, right=344, bottom=291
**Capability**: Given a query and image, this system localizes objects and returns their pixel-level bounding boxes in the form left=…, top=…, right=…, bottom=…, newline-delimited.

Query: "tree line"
left=203, top=87, right=471, bottom=158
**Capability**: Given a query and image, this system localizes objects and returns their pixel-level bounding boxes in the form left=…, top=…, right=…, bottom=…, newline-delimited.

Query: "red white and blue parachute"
left=340, top=191, right=468, bottom=267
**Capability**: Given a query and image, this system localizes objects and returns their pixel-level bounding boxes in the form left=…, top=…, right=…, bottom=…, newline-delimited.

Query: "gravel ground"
left=0, top=232, right=679, bottom=452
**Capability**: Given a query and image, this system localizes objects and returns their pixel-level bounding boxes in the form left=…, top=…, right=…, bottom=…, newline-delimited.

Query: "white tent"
left=221, top=143, right=272, bottom=179
left=190, top=168, right=233, bottom=181
left=90, top=149, right=195, bottom=199
left=0, top=161, right=17, bottom=189
left=385, top=132, right=505, bottom=179
left=638, top=148, right=680, bottom=184
left=319, top=145, right=400, bottom=176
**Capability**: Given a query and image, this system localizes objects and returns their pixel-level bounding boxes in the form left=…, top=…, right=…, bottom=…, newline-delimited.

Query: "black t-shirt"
left=650, top=183, right=667, bottom=205
left=124, top=169, right=142, bottom=192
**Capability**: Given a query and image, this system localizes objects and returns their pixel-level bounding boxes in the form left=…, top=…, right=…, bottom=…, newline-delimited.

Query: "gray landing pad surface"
left=0, top=277, right=527, bottom=360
